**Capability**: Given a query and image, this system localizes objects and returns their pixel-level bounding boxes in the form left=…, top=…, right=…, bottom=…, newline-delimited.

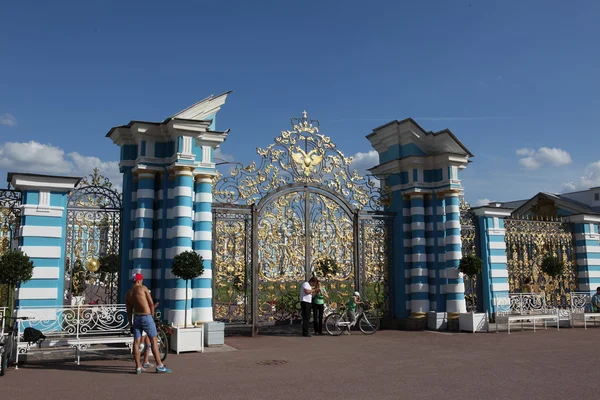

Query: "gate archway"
left=64, top=169, right=122, bottom=305
left=212, top=112, right=393, bottom=330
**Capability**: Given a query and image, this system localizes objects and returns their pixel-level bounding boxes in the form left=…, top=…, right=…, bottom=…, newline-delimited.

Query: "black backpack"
left=23, top=327, right=46, bottom=347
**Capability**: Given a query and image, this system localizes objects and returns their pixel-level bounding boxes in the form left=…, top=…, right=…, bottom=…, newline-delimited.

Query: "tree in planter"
left=458, top=254, right=483, bottom=312
left=171, top=251, right=204, bottom=328
left=540, top=254, right=564, bottom=306
left=0, top=250, right=34, bottom=315
left=540, top=254, right=564, bottom=278
left=99, top=253, right=120, bottom=300
left=71, top=259, right=87, bottom=300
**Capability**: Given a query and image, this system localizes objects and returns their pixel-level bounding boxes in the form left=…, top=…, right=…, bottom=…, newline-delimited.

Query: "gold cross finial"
left=302, top=110, right=307, bottom=119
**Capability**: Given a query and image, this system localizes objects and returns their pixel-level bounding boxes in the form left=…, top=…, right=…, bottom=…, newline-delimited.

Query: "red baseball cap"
left=133, top=273, right=143, bottom=281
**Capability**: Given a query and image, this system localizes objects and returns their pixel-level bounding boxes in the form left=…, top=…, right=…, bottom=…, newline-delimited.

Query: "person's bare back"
left=126, top=284, right=153, bottom=315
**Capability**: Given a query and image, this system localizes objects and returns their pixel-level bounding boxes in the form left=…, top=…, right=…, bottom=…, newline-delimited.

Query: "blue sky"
left=1, top=0, right=599, bottom=205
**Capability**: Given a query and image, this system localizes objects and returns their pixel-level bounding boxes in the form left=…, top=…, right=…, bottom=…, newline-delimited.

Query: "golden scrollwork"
left=460, top=197, right=478, bottom=311
left=213, top=217, right=251, bottom=323
left=362, top=219, right=390, bottom=316
left=213, top=111, right=389, bottom=212
left=65, top=170, right=122, bottom=304
left=505, top=216, right=577, bottom=307
left=212, top=112, right=394, bottom=325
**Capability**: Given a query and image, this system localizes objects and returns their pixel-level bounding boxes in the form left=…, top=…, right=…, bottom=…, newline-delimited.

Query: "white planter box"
left=459, top=312, right=489, bottom=333
left=170, top=325, right=205, bottom=354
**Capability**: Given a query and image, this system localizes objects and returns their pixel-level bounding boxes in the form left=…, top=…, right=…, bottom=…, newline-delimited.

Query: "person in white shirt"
left=300, top=277, right=317, bottom=337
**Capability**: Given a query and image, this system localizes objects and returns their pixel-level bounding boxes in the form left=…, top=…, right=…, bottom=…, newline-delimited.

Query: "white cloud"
left=214, top=148, right=235, bottom=163
left=0, top=140, right=121, bottom=191
left=0, top=113, right=17, bottom=127
left=350, top=150, right=379, bottom=176
left=562, top=161, right=600, bottom=192
left=474, top=198, right=491, bottom=207
left=516, top=147, right=572, bottom=170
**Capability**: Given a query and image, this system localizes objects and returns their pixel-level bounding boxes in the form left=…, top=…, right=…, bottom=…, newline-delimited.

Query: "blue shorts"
left=132, top=315, right=157, bottom=339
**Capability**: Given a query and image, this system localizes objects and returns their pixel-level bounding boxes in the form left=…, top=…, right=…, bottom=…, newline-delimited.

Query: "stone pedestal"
left=204, top=321, right=225, bottom=346
left=427, top=311, right=448, bottom=330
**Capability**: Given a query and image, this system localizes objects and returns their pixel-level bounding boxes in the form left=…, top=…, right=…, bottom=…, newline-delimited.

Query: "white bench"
left=15, top=304, right=134, bottom=365
left=569, top=292, right=600, bottom=329
left=494, top=293, right=560, bottom=334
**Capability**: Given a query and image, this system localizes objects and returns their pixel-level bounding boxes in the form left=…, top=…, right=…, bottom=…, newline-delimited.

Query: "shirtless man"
left=126, top=273, right=171, bottom=374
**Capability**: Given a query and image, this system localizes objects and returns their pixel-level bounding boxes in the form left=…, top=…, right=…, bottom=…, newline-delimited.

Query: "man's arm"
left=125, top=292, right=132, bottom=325
left=144, top=287, right=155, bottom=311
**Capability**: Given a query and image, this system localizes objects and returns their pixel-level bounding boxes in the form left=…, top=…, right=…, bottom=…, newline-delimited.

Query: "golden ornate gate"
left=505, top=216, right=576, bottom=307
left=460, top=198, right=479, bottom=312
left=212, top=112, right=393, bottom=328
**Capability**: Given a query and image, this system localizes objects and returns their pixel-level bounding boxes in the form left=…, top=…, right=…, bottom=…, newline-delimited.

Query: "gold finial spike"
left=302, top=110, right=307, bottom=120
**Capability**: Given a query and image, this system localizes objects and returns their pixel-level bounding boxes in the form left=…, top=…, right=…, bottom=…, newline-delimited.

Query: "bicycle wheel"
left=358, top=312, right=380, bottom=334
left=1, top=336, right=13, bottom=376
left=0, top=347, right=6, bottom=376
left=325, top=313, right=344, bottom=336
left=157, top=329, right=168, bottom=362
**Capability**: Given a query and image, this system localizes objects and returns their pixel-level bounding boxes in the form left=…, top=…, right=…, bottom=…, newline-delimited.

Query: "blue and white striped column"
left=192, top=174, right=213, bottom=323
left=132, top=171, right=155, bottom=290
left=434, top=194, right=447, bottom=312
left=153, top=172, right=164, bottom=311
left=409, top=194, right=429, bottom=315
left=164, top=175, right=175, bottom=320
left=425, top=198, right=436, bottom=310
left=569, top=215, right=600, bottom=293
left=402, top=196, right=412, bottom=315
left=167, top=167, right=194, bottom=326
left=10, top=174, right=80, bottom=309
left=128, top=177, right=138, bottom=281
left=474, top=207, right=511, bottom=314
left=444, top=191, right=466, bottom=314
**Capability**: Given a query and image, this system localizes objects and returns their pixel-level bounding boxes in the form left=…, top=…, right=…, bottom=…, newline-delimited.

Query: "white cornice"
left=390, top=181, right=463, bottom=193
left=472, top=207, right=512, bottom=217
left=565, top=215, right=600, bottom=224
left=10, top=173, right=81, bottom=192
left=369, top=154, right=469, bottom=176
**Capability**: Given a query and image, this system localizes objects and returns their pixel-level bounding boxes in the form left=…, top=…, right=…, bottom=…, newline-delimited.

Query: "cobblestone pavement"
left=2, top=328, right=598, bottom=400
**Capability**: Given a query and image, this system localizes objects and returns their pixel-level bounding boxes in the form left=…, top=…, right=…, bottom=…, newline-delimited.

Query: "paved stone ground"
left=3, top=328, right=599, bottom=400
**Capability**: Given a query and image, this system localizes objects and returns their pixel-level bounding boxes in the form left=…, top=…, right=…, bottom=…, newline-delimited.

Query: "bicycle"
left=137, top=313, right=170, bottom=362
left=1, top=315, right=30, bottom=376
left=324, top=303, right=380, bottom=335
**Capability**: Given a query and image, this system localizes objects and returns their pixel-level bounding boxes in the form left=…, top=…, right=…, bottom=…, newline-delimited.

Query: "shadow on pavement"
left=21, top=362, right=134, bottom=375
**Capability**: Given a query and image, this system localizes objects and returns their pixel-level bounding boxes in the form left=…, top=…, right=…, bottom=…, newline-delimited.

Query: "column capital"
left=133, top=171, right=156, bottom=180
left=402, top=191, right=426, bottom=200
left=194, top=174, right=214, bottom=184
left=169, top=166, right=194, bottom=178
left=437, top=189, right=461, bottom=198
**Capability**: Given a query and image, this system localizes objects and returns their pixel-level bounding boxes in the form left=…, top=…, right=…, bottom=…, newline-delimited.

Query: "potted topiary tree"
left=170, top=250, right=204, bottom=353
left=99, top=253, right=120, bottom=302
left=540, top=254, right=564, bottom=307
left=457, top=254, right=488, bottom=333
left=0, top=250, right=34, bottom=317
left=70, top=259, right=87, bottom=305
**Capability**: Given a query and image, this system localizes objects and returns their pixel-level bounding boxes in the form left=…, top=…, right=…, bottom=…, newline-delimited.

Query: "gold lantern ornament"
left=85, top=258, right=99, bottom=272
